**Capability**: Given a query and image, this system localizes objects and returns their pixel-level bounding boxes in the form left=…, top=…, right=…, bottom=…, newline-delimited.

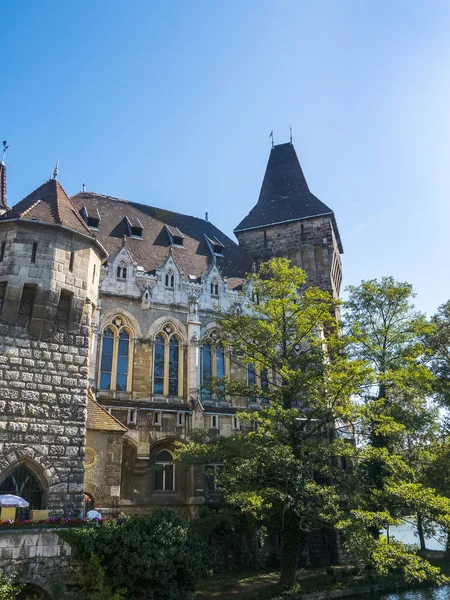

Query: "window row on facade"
left=98, top=320, right=271, bottom=401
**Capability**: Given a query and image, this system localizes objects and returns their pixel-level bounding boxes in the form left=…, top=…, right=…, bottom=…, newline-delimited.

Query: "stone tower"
left=0, top=178, right=107, bottom=517
left=234, top=142, right=343, bottom=297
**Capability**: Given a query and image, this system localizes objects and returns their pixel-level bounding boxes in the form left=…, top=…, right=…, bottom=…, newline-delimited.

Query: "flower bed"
left=0, top=517, right=114, bottom=529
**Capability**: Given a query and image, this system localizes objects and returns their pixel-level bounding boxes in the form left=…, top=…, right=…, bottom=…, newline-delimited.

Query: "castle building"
left=0, top=142, right=343, bottom=518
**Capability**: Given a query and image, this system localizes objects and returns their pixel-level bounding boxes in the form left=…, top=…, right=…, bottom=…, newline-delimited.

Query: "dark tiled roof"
left=71, top=191, right=253, bottom=284
left=87, top=394, right=128, bottom=432
left=0, top=179, right=96, bottom=238
left=235, top=143, right=343, bottom=253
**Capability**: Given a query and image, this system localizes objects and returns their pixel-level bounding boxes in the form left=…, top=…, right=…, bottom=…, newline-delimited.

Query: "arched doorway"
left=84, top=493, right=95, bottom=515
left=0, top=465, right=45, bottom=519
left=17, top=582, right=52, bottom=599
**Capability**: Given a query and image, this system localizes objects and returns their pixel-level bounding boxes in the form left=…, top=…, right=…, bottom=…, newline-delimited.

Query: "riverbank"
left=196, top=556, right=449, bottom=600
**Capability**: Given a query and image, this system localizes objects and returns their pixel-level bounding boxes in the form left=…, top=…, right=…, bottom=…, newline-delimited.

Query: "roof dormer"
left=204, top=234, right=224, bottom=257
left=80, top=206, right=101, bottom=230
left=125, top=215, right=144, bottom=239
left=165, top=225, right=184, bottom=247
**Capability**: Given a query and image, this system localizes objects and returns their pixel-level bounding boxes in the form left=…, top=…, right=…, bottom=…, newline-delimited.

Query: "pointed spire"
left=1, top=141, right=9, bottom=166
left=0, top=142, right=9, bottom=214
left=53, top=157, right=59, bottom=180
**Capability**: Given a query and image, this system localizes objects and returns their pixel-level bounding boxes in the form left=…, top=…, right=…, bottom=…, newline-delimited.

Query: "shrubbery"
left=60, top=510, right=208, bottom=600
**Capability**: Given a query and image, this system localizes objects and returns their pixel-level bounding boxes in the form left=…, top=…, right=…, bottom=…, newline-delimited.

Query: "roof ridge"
left=19, top=199, right=41, bottom=218
left=53, top=179, right=63, bottom=224
left=59, top=183, right=96, bottom=236
left=71, top=191, right=222, bottom=230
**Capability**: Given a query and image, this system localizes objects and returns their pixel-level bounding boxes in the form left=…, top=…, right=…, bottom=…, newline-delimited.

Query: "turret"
left=234, top=142, right=343, bottom=297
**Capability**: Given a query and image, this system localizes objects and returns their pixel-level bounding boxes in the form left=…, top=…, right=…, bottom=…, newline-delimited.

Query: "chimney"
left=0, top=163, right=8, bottom=216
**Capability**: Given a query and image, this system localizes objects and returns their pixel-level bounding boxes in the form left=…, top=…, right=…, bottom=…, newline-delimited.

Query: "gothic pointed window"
left=153, top=326, right=183, bottom=397
left=153, top=335, right=165, bottom=395
left=210, top=279, right=219, bottom=296
left=99, top=318, right=134, bottom=391
left=165, top=270, right=174, bottom=288
left=154, top=450, right=175, bottom=491
left=99, top=328, right=114, bottom=390
left=0, top=465, right=45, bottom=518
left=201, top=331, right=228, bottom=400
left=117, top=262, right=127, bottom=281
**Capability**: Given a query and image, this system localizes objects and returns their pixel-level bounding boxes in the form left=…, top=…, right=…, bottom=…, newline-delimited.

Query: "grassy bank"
left=196, top=565, right=390, bottom=600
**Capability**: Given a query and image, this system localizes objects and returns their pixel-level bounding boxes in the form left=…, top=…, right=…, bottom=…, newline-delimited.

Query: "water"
left=360, top=520, right=448, bottom=599
left=370, top=588, right=450, bottom=599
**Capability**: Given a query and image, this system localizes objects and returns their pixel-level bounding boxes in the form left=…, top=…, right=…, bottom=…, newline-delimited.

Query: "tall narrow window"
left=55, top=290, right=72, bottom=331
left=0, top=242, right=5, bottom=262
left=201, top=344, right=212, bottom=399
left=31, top=242, right=37, bottom=264
left=116, top=331, right=130, bottom=391
left=168, top=336, right=179, bottom=396
left=98, top=317, right=134, bottom=392
left=153, top=329, right=182, bottom=397
left=210, top=280, right=219, bottom=296
left=153, top=335, right=165, bottom=395
left=92, top=263, right=96, bottom=284
left=263, top=230, right=267, bottom=247
left=165, top=271, right=174, bottom=288
left=0, top=282, right=6, bottom=315
left=117, top=263, right=127, bottom=280
left=248, top=363, right=257, bottom=403
left=201, top=334, right=227, bottom=400
left=99, top=328, right=114, bottom=390
left=17, top=284, right=35, bottom=328
left=69, top=251, right=75, bottom=272
left=154, top=450, right=175, bottom=491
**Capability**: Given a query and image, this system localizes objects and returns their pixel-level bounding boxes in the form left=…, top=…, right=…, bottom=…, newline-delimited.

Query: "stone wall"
left=84, top=431, right=123, bottom=511
left=0, top=529, right=79, bottom=593
left=0, top=221, right=103, bottom=517
left=235, top=216, right=342, bottom=297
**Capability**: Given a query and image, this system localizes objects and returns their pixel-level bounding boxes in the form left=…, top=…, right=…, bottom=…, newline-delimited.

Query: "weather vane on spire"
left=52, top=157, right=59, bottom=180
left=269, top=130, right=274, bottom=149
left=290, top=124, right=293, bottom=144
left=1, top=141, right=9, bottom=165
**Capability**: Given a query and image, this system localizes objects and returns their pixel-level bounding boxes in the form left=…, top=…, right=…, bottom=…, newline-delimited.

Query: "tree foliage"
left=179, top=258, right=369, bottom=586
left=61, top=511, right=208, bottom=600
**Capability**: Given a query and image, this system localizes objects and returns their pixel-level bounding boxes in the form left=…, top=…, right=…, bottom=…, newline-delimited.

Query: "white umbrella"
left=0, top=494, right=29, bottom=508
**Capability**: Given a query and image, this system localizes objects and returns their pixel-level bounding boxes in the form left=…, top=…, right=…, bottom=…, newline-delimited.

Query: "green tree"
left=341, top=278, right=450, bottom=581
left=427, top=300, right=450, bottom=406
left=178, top=258, right=369, bottom=587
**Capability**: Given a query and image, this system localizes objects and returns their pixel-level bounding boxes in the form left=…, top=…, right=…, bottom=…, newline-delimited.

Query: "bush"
left=0, top=574, right=21, bottom=600
left=61, top=510, right=208, bottom=600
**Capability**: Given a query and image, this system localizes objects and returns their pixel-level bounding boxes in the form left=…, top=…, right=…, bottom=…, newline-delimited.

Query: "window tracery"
left=153, top=323, right=183, bottom=397
left=116, top=262, right=127, bottom=280
left=210, top=279, right=219, bottom=296
left=201, top=329, right=227, bottom=400
left=154, top=450, right=175, bottom=491
left=99, top=316, right=134, bottom=391
left=165, top=270, right=175, bottom=288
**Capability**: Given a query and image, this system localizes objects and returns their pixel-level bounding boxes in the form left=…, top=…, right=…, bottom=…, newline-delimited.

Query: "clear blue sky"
left=2, top=0, right=449, bottom=315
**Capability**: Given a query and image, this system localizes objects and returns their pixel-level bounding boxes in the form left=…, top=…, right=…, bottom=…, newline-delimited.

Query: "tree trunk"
left=445, top=531, right=450, bottom=561
left=417, top=513, right=426, bottom=552
left=279, top=511, right=303, bottom=587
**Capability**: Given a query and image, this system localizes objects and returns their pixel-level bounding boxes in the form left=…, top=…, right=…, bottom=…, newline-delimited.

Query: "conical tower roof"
left=235, top=143, right=343, bottom=253
left=0, top=178, right=96, bottom=238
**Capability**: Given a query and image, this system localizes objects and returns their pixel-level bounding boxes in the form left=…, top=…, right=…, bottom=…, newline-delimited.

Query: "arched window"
left=201, top=330, right=227, bottom=400
left=154, top=450, right=175, bottom=491
left=117, top=262, right=127, bottom=280
left=99, top=317, right=134, bottom=391
left=153, top=325, right=183, bottom=397
left=210, top=279, right=219, bottom=296
left=0, top=465, right=45, bottom=519
left=165, top=270, right=174, bottom=288
left=247, top=364, right=270, bottom=404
